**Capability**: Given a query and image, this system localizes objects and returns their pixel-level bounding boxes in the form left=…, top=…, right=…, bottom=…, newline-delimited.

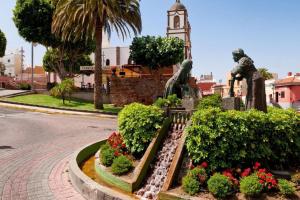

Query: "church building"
left=167, top=0, right=192, bottom=59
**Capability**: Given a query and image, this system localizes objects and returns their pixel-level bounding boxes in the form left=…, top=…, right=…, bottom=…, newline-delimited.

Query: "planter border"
left=69, top=140, right=135, bottom=200
left=94, top=118, right=172, bottom=192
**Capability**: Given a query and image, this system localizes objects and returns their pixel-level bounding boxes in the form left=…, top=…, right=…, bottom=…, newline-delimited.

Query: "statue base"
left=222, top=97, right=241, bottom=111
left=182, top=97, right=197, bottom=111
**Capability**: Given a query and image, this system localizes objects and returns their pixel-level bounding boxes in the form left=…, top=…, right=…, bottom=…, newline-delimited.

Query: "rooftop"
left=170, top=0, right=186, bottom=11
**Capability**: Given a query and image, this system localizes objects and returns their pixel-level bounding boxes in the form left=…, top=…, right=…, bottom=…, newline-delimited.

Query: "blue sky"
left=1, top=0, right=300, bottom=82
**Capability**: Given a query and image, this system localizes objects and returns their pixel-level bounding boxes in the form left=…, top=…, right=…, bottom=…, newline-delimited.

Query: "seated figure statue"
left=164, top=59, right=197, bottom=99
left=229, top=48, right=267, bottom=112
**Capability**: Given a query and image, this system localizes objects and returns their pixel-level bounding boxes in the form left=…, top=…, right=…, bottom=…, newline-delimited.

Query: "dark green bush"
left=111, top=155, right=133, bottom=175
left=278, top=179, right=296, bottom=196
left=207, top=173, right=233, bottom=198
left=185, top=107, right=300, bottom=171
left=197, top=94, right=222, bottom=110
left=100, top=143, right=115, bottom=167
left=187, top=167, right=207, bottom=184
left=154, top=94, right=182, bottom=108
left=18, top=83, right=31, bottom=90
left=182, top=175, right=200, bottom=196
left=118, top=103, right=164, bottom=154
left=240, top=175, right=263, bottom=196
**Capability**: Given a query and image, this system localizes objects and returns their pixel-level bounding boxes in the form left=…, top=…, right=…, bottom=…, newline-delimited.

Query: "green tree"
left=258, top=68, right=273, bottom=80
left=52, top=0, right=142, bottom=109
left=13, top=0, right=57, bottom=47
left=13, top=0, right=95, bottom=80
left=0, top=29, right=7, bottom=57
left=43, top=48, right=93, bottom=76
left=129, top=36, right=184, bottom=69
left=50, top=78, right=74, bottom=104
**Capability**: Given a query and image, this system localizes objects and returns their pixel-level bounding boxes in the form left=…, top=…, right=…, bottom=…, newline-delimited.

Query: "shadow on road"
left=0, top=146, right=14, bottom=149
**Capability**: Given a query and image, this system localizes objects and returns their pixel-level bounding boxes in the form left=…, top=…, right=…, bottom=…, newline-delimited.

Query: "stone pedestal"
left=222, top=97, right=241, bottom=111
left=182, top=97, right=197, bottom=111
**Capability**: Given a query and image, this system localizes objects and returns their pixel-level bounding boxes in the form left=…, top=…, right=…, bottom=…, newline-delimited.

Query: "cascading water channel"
left=136, top=111, right=191, bottom=200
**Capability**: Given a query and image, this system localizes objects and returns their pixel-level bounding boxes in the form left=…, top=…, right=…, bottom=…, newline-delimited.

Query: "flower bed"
left=159, top=107, right=300, bottom=199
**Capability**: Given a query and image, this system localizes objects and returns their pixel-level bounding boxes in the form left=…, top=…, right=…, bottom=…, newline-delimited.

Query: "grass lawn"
left=2, top=94, right=122, bottom=114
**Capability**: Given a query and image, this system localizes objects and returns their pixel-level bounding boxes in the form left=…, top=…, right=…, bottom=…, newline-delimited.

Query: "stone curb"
left=0, top=100, right=118, bottom=119
left=69, top=141, right=133, bottom=200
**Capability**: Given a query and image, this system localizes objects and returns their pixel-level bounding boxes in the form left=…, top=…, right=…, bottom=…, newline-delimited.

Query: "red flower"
left=114, top=151, right=119, bottom=156
left=253, top=162, right=261, bottom=170
left=241, top=168, right=251, bottom=177
left=258, top=168, right=266, bottom=173
left=200, top=162, right=208, bottom=168
left=259, top=180, right=264, bottom=184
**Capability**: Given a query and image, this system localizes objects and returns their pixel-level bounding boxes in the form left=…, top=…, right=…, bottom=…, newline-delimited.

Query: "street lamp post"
left=31, top=43, right=37, bottom=91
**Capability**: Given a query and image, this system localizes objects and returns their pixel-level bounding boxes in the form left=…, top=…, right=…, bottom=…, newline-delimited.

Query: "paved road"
left=0, top=107, right=117, bottom=200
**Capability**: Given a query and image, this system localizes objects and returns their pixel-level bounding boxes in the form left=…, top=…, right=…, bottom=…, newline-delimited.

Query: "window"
left=281, top=91, right=285, bottom=98
left=174, top=16, right=180, bottom=29
left=105, top=59, right=110, bottom=66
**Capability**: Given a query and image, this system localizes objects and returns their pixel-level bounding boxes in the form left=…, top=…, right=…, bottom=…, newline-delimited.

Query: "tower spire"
left=176, top=0, right=180, bottom=3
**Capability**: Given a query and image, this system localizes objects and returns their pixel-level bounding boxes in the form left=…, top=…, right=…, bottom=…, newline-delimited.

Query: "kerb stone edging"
left=69, top=141, right=132, bottom=200
left=0, top=100, right=117, bottom=118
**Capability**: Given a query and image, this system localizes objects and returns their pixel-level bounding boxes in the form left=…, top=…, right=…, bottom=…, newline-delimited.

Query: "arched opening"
left=174, top=16, right=180, bottom=29
left=105, top=59, right=110, bottom=66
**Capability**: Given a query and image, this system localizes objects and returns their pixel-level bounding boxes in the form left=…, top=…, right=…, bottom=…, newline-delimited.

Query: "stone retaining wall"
left=109, top=76, right=171, bottom=106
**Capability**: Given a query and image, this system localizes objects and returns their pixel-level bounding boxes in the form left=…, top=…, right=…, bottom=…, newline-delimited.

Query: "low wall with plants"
left=185, top=107, right=300, bottom=171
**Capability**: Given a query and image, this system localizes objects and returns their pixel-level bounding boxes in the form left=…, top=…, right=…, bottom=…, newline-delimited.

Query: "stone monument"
left=228, top=48, right=267, bottom=112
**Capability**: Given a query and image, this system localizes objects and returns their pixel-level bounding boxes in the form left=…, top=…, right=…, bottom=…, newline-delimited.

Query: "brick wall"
left=109, top=76, right=171, bottom=106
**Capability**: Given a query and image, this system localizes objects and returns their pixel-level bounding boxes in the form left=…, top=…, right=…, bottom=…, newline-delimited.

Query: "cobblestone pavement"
left=0, top=107, right=117, bottom=200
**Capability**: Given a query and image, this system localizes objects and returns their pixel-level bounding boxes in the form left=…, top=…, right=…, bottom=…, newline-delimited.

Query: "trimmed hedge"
left=197, top=94, right=222, bottom=110
left=118, top=103, right=164, bottom=154
left=111, top=155, right=133, bottom=175
left=240, top=175, right=263, bottom=196
left=100, top=143, right=115, bottom=167
left=186, top=107, right=300, bottom=171
left=207, top=173, right=233, bottom=198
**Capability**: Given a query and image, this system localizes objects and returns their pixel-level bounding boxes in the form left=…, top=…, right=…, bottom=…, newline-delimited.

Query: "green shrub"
left=185, top=107, right=300, bottom=171
left=278, top=179, right=296, bottom=196
left=182, top=175, right=200, bottom=196
left=111, top=155, right=133, bottom=175
left=100, top=143, right=115, bottom=167
left=187, top=167, right=207, bottom=184
left=18, top=83, right=31, bottom=90
left=50, top=78, right=74, bottom=104
left=118, top=103, right=164, bottom=154
left=207, top=173, right=233, bottom=198
left=154, top=94, right=182, bottom=108
left=197, top=94, right=222, bottom=110
left=240, top=175, right=263, bottom=196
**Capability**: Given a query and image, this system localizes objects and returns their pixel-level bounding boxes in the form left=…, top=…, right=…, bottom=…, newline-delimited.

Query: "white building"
left=0, top=50, right=22, bottom=78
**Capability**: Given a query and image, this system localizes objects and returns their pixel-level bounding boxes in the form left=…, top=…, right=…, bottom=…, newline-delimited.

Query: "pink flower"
left=253, top=162, right=261, bottom=170
left=241, top=168, right=251, bottom=177
left=200, top=162, right=208, bottom=168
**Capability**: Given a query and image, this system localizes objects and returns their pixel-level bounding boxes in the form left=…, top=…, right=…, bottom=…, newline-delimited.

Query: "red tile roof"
left=275, top=76, right=300, bottom=86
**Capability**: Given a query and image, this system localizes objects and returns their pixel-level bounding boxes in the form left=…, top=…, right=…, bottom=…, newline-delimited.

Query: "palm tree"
left=258, top=68, right=273, bottom=80
left=52, top=0, right=142, bottom=109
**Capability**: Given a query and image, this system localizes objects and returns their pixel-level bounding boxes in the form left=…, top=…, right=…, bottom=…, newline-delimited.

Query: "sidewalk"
left=0, top=101, right=117, bottom=119
left=0, top=89, right=31, bottom=97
